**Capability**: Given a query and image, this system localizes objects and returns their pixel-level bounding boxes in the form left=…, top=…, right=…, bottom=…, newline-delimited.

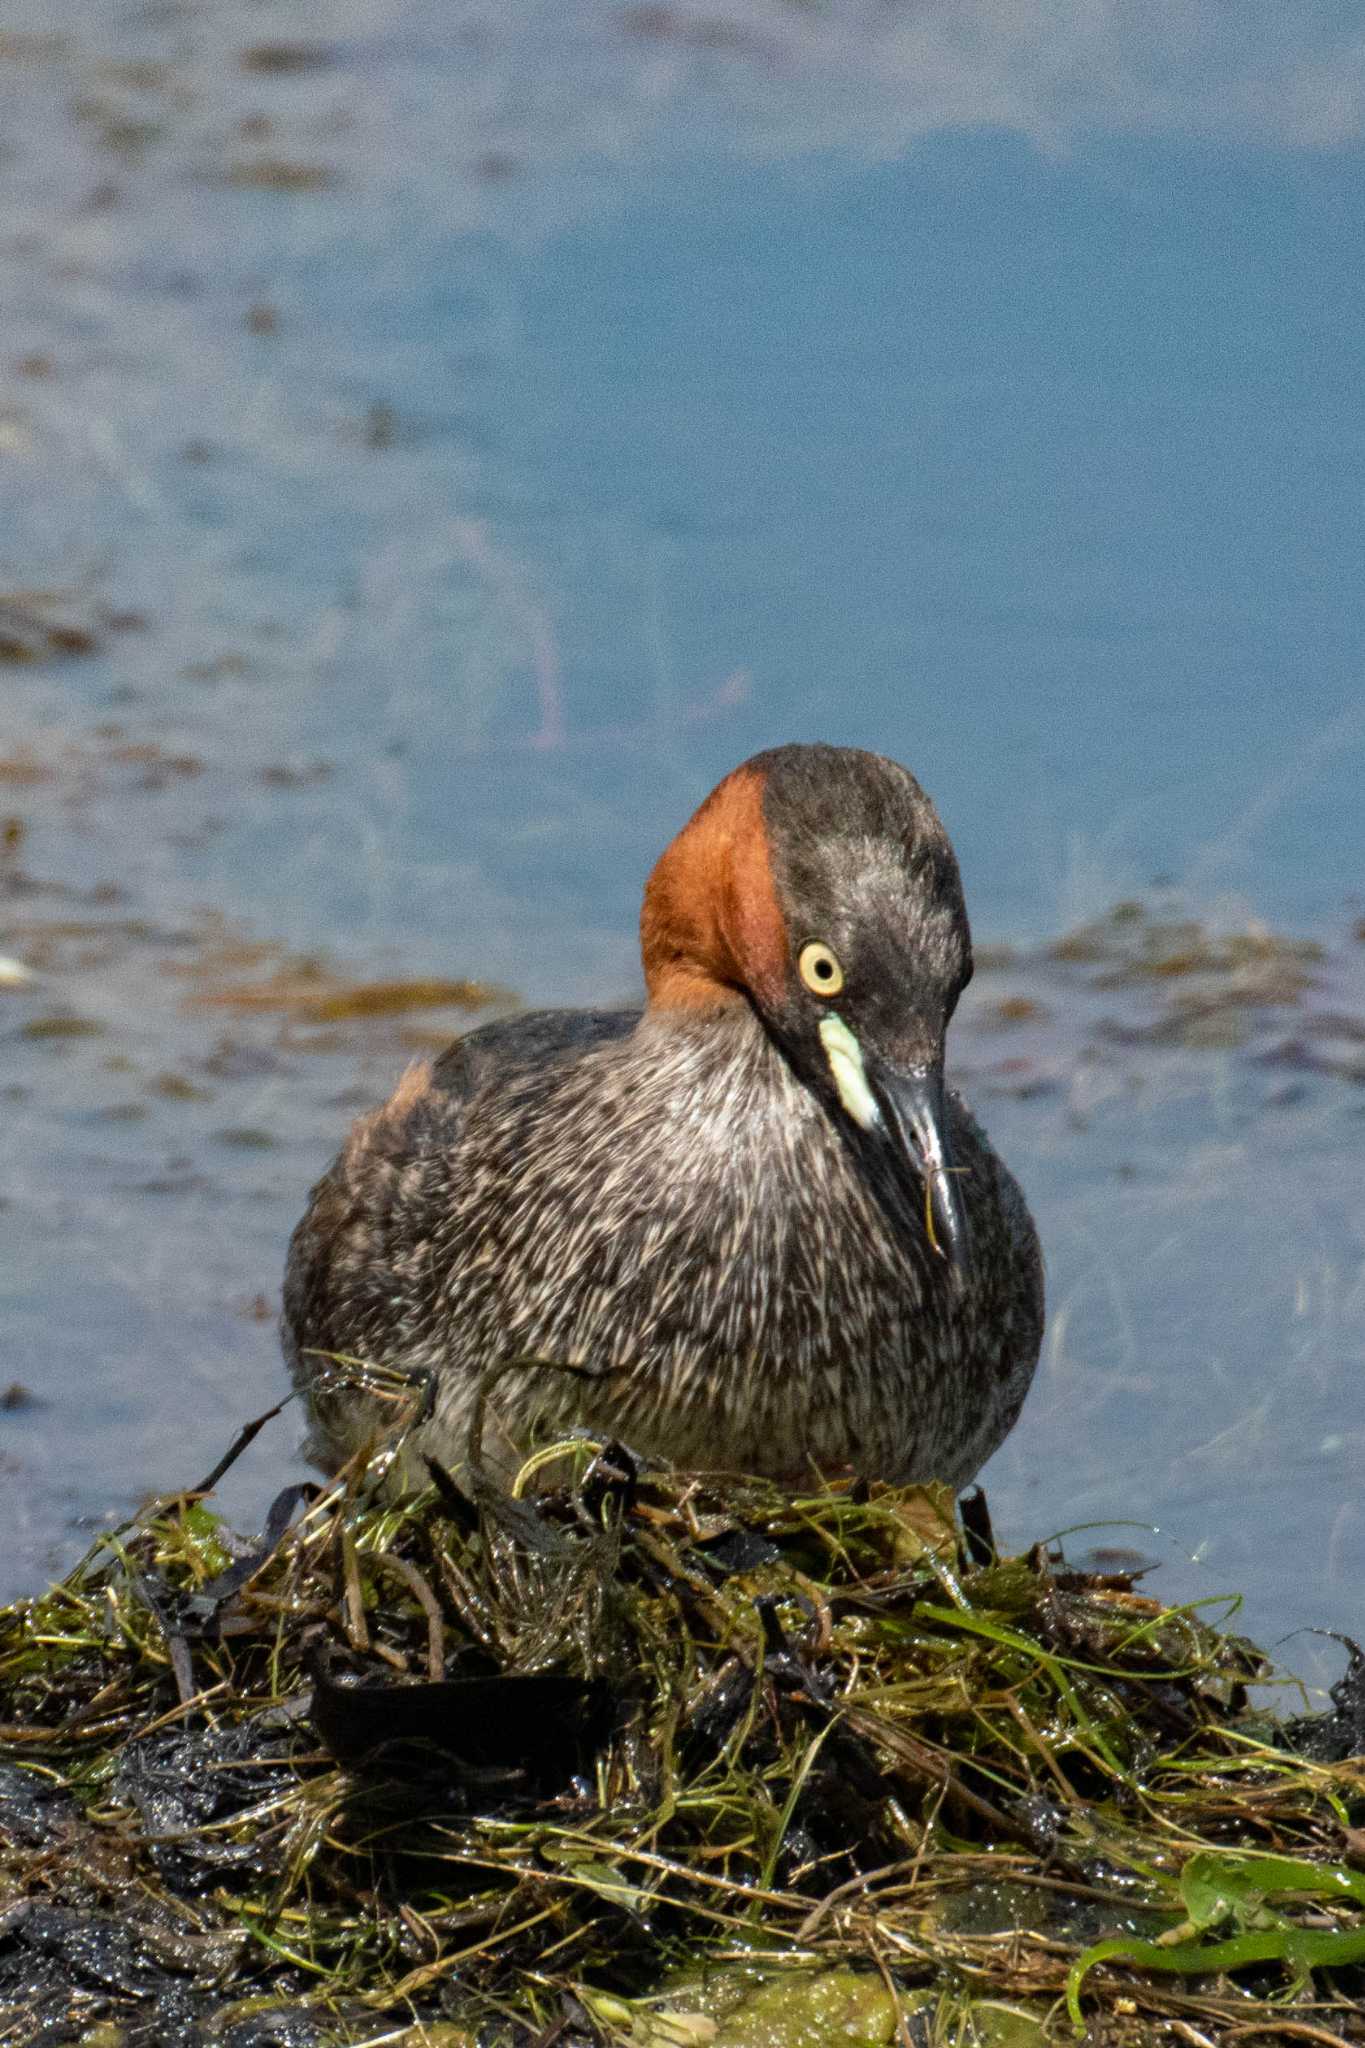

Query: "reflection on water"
left=2, top=1, right=1364, bottom=1688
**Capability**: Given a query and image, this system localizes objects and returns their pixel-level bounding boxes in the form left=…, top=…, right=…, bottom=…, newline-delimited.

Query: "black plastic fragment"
left=958, top=1485, right=995, bottom=1567
left=133, top=1484, right=314, bottom=1701
left=696, top=1524, right=782, bottom=1576
left=307, top=1648, right=612, bottom=1790
left=194, top=1485, right=314, bottom=1610
left=1286, top=1633, right=1365, bottom=1762
left=422, top=1451, right=480, bottom=1532
left=580, top=1438, right=642, bottom=1522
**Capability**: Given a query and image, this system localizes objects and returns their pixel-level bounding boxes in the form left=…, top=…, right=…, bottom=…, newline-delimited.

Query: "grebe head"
left=640, top=743, right=973, bottom=1278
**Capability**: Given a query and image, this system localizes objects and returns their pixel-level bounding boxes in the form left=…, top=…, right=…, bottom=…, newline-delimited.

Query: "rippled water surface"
left=3, top=2, right=1364, bottom=1687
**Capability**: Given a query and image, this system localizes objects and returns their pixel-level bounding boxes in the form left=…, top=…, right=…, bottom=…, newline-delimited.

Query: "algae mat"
left=1, top=1399, right=1364, bottom=2044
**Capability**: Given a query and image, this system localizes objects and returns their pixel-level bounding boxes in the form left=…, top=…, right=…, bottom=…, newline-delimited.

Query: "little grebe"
left=284, top=744, right=1043, bottom=1488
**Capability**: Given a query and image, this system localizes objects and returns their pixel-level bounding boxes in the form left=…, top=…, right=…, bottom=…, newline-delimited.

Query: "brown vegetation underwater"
left=2, top=1370, right=1364, bottom=2047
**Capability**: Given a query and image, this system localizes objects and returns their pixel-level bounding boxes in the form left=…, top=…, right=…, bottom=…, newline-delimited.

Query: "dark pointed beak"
left=869, top=1059, right=970, bottom=1284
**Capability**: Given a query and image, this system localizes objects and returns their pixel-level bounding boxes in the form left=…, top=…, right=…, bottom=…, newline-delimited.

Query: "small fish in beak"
left=871, top=1059, right=971, bottom=1284
left=818, top=1017, right=970, bottom=1279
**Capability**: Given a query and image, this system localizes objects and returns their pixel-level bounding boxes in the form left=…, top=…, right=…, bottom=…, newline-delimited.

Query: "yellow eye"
left=798, top=941, right=844, bottom=997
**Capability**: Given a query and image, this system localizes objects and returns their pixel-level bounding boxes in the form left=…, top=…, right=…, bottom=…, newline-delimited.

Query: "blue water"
left=2, top=2, right=1364, bottom=1686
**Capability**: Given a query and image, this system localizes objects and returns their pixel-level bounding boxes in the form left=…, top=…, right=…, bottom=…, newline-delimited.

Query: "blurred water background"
left=2, top=1, right=1364, bottom=1692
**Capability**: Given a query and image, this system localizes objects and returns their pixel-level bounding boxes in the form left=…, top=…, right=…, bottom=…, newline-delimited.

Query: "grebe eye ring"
left=798, top=941, right=844, bottom=997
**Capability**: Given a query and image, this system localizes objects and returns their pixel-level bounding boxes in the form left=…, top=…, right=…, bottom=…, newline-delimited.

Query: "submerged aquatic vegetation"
left=1, top=1385, right=1363, bottom=2045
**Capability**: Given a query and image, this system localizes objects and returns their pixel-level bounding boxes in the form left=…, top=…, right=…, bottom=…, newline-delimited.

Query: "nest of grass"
left=2, top=1376, right=1364, bottom=2047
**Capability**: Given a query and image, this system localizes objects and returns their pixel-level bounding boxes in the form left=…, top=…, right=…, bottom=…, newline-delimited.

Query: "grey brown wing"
left=281, top=1054, right=474, bottom=1462
left=280, top=1009, right=637, bottom=1468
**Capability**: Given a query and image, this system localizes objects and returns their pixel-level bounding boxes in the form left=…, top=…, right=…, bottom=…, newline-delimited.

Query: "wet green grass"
left=1, top=1379, right=1363, bottom=2045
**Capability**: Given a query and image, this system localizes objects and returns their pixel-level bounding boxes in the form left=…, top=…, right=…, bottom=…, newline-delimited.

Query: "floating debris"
left=184, top=969, right=509, bottom=1021
left=0, top=597, right=99, bottom=666
left=239, top=42, right=337, bottom=76
left=0, top=756, right=54, bottom=787
left=259, top=759, right=332, bottom=788
left=1047, top=903, right=1322, bottom=992
left=223, top=158, right=337, bottom=192
left=958, top=899, right=1365, bottom=1094
left=19, top=1013, right=103, bottom=1040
